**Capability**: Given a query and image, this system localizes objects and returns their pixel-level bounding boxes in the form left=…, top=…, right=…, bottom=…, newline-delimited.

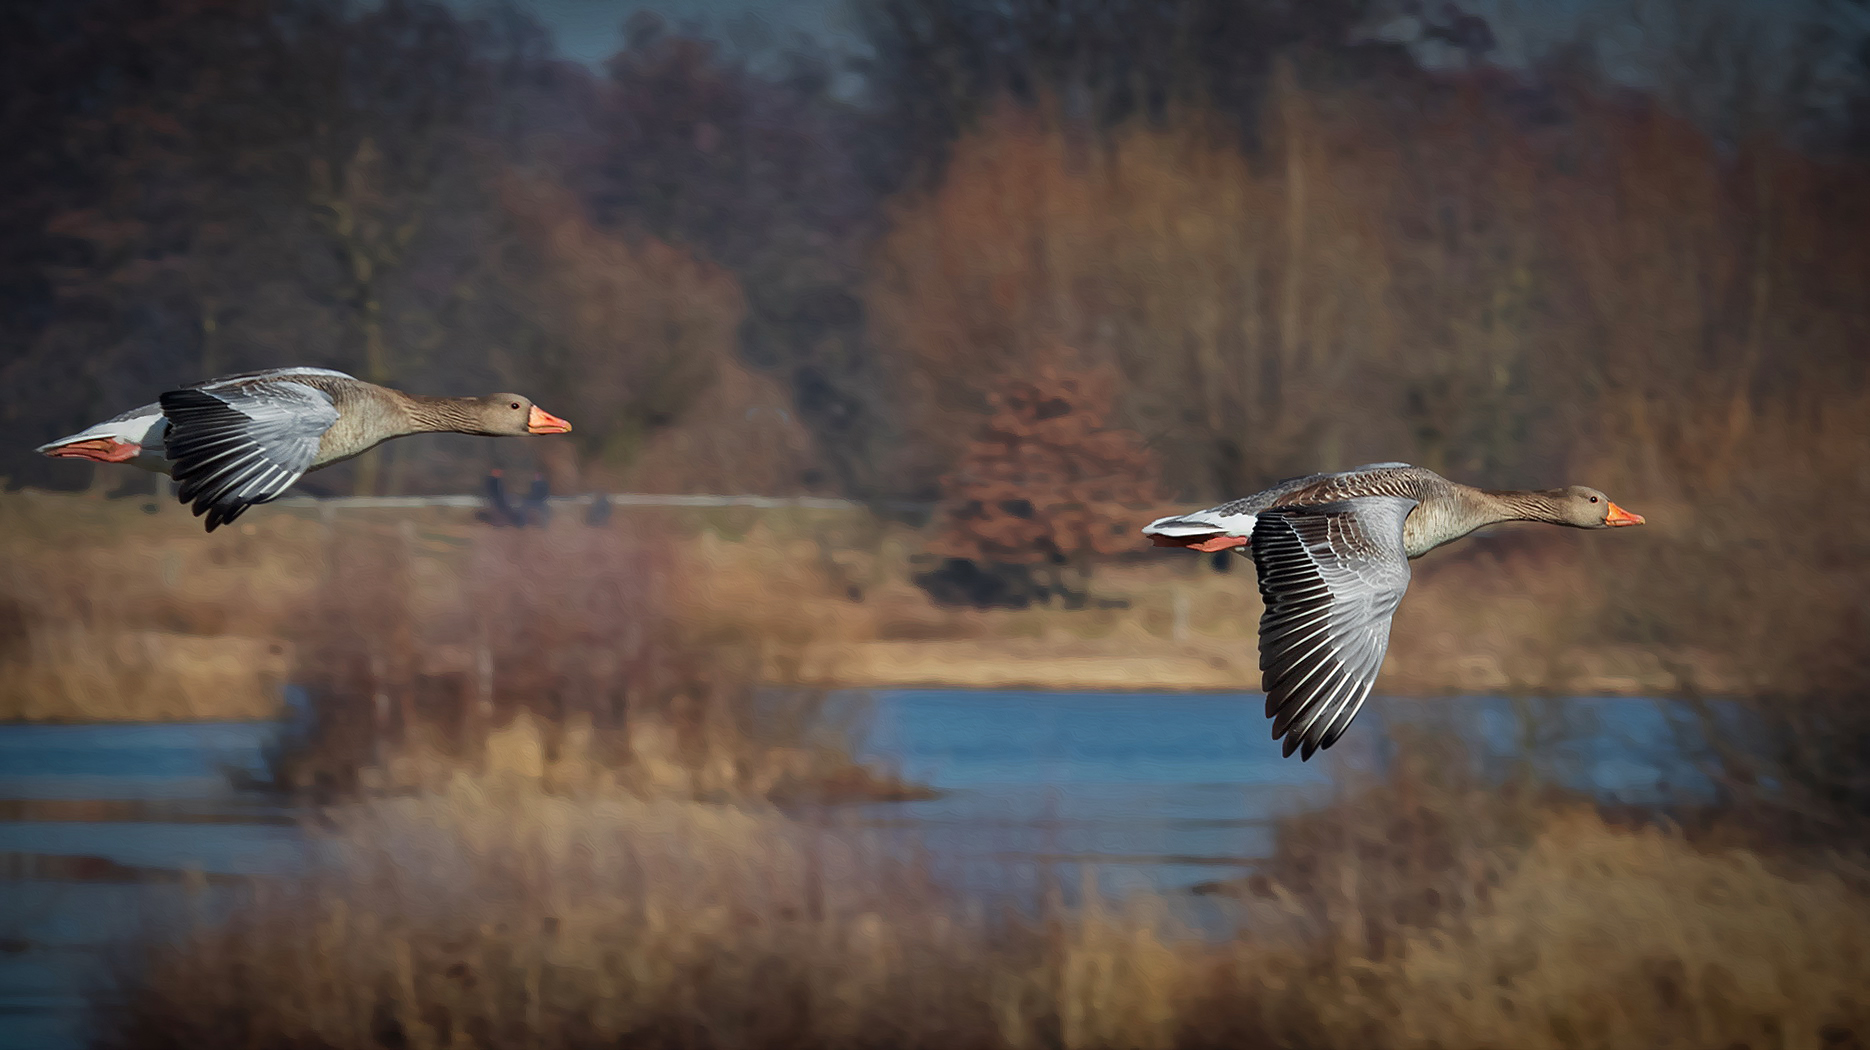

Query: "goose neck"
left=1475, top=487, right=1566, bottom=524
left=402, top=394, right=481, bottom=435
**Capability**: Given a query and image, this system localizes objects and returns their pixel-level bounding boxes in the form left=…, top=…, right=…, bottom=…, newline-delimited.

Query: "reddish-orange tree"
left=920, top=361, right=1163, bottom=608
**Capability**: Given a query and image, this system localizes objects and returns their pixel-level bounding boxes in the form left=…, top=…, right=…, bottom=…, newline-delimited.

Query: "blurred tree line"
left=0, top=0, right=865, bottom=496
left=3, top=0, right=1869, bottom=516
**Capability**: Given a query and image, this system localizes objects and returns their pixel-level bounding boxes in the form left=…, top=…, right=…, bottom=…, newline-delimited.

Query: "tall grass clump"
left=93, top=779, right=1332, bottom=1050
left=269, top=516, right=916, bottom=804
left=96, top=786, right=1008, bottom=1050
left=97, top=730, right=1870, bottom=1050
left=1312, top=807, right=1870, bottom=1050
left=1218, top=729, right=1870, bottom=1050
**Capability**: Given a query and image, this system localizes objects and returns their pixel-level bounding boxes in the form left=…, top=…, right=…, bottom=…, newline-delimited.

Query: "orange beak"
left=1604, top=502, right=1645, bottom=527
left=526, top=406, right=572, bottom=435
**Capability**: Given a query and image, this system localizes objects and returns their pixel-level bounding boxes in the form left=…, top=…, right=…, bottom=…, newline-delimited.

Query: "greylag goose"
left=37, top=367, right=572, bottom=532
left=1142, top=463, right=1645, bottom=760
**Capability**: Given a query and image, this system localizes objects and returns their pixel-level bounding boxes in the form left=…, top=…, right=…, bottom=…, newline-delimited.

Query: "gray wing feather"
left=160, top=381, right=339, bottom=531
left=1251, top=496, right=1416, bottom=759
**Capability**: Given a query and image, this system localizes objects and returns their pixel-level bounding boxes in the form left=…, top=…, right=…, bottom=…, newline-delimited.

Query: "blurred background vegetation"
left=6, top=0, right=1867, bottom=504
left=5, top=0, right=1870, bottom=1046
left=6, top=0, right=1868, bottom=694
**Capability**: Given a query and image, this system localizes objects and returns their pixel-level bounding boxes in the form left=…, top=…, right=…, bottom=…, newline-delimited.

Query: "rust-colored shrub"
left=919, top=360, right=1163, bottom=608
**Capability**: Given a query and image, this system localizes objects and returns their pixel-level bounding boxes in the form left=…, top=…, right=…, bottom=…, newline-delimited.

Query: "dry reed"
left=95, top=745, right=1870, bottom=1050
left=268, top=512, right=919, bottom=805
left=0, top=491, right=320, bottom=721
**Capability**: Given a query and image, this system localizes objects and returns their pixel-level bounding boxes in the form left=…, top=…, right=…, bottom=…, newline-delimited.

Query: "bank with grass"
left=0, top=490, right=1748, bottom=726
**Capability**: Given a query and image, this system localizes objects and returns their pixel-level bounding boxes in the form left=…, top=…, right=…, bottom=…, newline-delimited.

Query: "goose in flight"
left=37, top=367, right=572, bottom=532
left=1143, top=463, right=1645, bottom=759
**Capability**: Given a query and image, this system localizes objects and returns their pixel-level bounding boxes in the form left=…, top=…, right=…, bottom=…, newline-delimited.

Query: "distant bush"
left=918, top=362, right=1162, bottom=610
left=269, top=517, right=918, bottom=805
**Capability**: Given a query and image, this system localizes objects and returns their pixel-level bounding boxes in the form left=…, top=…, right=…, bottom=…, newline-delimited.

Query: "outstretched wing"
left=1250, top=496, right=1416, bottom=760
left=160, top=381, right=339, bottom=531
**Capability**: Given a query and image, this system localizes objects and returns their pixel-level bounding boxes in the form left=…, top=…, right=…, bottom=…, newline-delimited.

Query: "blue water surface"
left=850, top=690, right=1710, bottom=904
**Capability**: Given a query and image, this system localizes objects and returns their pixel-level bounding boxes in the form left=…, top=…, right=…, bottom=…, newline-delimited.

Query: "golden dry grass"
left=0, top=491, right=324, bottom=721
left=265, top=509, right=921, bottom=804
left=0, top=489, right=919, bottom=801
left=680, top=512, right=1738, bottom=698
left=3, top=373, right=1861, bottom=733
left=95, top=768, right=1870, bottom=1050
left=0, top=483, right=1768, bottom=729
left=1353, top=810, right=1870, bottom=1050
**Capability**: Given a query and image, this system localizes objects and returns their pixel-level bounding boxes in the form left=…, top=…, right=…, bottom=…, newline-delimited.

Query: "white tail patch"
left=37, top=405, right=171, bottom=473
left=1142, top=511, right=1258, bottom=539
left=36, top=408, right=167, bottom=455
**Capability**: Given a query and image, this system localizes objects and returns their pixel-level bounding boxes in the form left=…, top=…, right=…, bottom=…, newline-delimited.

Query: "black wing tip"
left=195, top=499, right=251, bottom=532
left=205, top=494, right=257, bottom=531
left=171, top=474, right=279, bottom=532
left=177, top=492, right=218, bottom=529
left=171, top=481, right=255, bottom=532
left=1273, top=725, right=1332, bottom=761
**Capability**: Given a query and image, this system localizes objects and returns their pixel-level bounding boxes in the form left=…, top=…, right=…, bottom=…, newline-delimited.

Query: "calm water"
left=0, top=723, right=296, bottom=1050
left=851, top=690, right=1709, bottom=904
left=0, top=691, right=1706, bottom=1050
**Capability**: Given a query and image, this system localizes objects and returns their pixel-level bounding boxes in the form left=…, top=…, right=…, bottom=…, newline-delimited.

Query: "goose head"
left=469, top=394, right=573, bottom=436
left=1555, top=485, right=1645, bottom=528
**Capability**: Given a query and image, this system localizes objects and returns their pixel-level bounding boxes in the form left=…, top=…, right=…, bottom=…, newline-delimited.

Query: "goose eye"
left=1589, top=496, right=1600, bottom=503
left=510, top=402, right=521, bottom=410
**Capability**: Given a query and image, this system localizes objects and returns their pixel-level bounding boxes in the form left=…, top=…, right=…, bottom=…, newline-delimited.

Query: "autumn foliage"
left=870, top=75, right=1870, bottom=694
left=5, top=0, right=1870, bottom=688
left=920, top=362, right=1162, bottom=607
left=492, top=177, right=814, bottom=493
